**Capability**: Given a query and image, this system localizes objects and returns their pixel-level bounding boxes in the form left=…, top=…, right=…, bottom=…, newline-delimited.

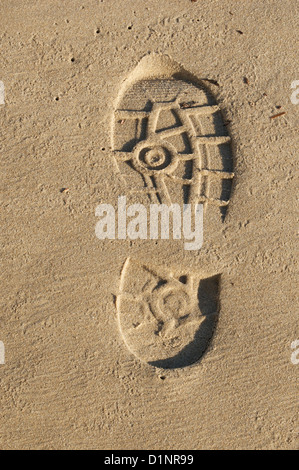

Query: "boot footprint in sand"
left=112, top=55, right=234, bottom=369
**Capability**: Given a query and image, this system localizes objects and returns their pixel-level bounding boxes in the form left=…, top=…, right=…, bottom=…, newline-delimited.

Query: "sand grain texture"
left=0, top=0, right=298, bottom=450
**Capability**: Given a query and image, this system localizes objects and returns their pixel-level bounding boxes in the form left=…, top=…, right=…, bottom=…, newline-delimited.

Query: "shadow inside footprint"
left=149, top=275, right=220, bottom=369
